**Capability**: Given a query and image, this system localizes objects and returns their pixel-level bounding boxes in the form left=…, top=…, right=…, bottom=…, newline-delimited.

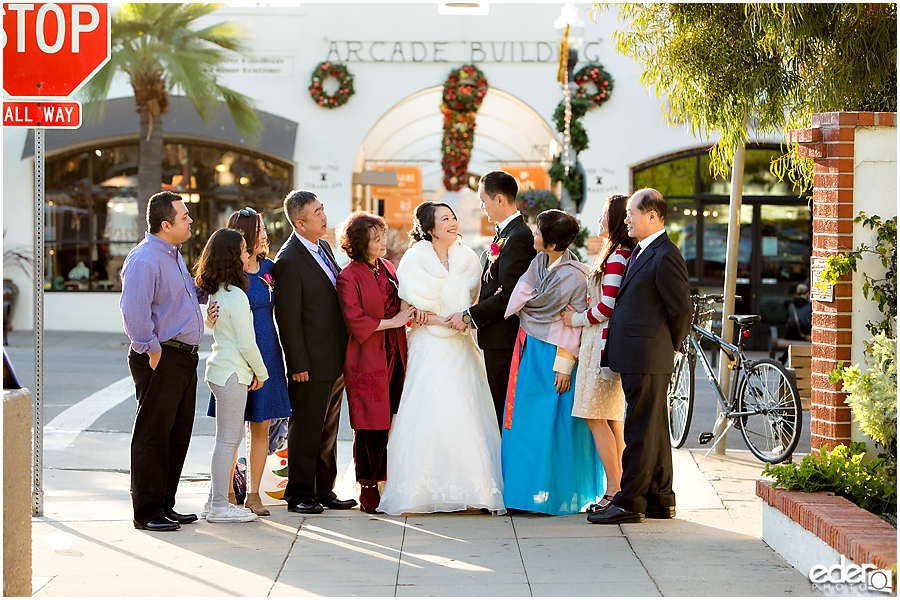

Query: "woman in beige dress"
left=562, top=194, right=635, bottom=511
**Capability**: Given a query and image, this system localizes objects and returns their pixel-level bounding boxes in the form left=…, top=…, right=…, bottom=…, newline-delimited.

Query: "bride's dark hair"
left=408, top=201, right=458, bottom=246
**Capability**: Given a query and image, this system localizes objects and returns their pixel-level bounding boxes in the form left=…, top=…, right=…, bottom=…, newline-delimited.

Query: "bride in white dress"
left=377, top=202, right=506, bottom=515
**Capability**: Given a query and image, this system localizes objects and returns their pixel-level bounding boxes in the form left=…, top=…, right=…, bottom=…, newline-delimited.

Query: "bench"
left=768, top=325, right=811, bottom=360
left=786, top=344, right=812, bottom=411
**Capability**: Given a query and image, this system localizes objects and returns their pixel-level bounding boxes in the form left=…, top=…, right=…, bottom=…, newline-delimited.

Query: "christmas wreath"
left=573, top=63, right=614, bottom=109
left=309, top=61, right=355, bottom=109
left=440, top=64, right=489, bottom=191
left=442, top=64, right=489, bottom=113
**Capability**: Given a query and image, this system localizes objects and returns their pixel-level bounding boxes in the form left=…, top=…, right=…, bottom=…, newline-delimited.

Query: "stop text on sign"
left=4, top=4, right=99, bottom=52
left=3, top=100, right=82, bottom=128
left=2, top=3, right=110, bottom=98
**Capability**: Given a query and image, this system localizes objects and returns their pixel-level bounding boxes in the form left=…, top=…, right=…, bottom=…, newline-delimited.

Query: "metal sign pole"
left=33, top=126, right=45, bottom=517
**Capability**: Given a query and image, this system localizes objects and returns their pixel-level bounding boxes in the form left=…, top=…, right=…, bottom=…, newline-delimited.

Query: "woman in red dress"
left=335, top=212, right=418, bottom=513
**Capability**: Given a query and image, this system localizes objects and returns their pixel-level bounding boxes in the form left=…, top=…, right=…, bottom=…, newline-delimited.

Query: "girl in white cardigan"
left=194, top=228, right=268, bottom=523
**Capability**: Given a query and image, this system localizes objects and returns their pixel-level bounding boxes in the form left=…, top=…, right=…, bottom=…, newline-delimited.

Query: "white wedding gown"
left=377, top=240, right=506, bottom=515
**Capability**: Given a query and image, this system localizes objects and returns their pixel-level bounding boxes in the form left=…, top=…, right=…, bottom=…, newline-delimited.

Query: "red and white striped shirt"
left=571, top=248, right=631, bottom=363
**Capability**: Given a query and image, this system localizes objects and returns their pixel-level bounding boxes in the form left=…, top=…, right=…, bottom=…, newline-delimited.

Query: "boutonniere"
left=259, top=273, right=274, bottom=302
left=488, top=237, right=507, bottom=264
left=483, top=238, right=507, bottom=282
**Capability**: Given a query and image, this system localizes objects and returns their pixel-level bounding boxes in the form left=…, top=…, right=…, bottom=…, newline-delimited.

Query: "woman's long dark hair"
left=589, top=194, right=636, bottom=286
left=226, top=209, right=266, bottom=262
left=194, top=228, right=247, bottom=295
left=408, top=201, right=458, bottom=246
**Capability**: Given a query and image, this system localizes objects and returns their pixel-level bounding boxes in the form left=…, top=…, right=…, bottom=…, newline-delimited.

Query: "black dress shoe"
left=287, top=501, right=324, bottom=514
left=133, top=517, right=180, bottom=531
left=321, top=498, right=358, bottom=510
left=164, top=510, right=198, bottom=524
left=645, top=505, right=676, bottom=519
left=586, top=504, right=644, bottom=524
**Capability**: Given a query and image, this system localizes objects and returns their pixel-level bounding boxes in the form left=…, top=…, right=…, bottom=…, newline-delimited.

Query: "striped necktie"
left=625, top=244, right=641, bottom=276
left=318, top=245, right=339, bottom=283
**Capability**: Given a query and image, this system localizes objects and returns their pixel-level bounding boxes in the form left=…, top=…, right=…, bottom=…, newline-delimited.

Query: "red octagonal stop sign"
left=3, top=3, right=110, bottom=99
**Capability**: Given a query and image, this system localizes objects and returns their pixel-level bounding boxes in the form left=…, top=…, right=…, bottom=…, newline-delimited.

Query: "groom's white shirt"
left=497, top=211, right=522, bottom=235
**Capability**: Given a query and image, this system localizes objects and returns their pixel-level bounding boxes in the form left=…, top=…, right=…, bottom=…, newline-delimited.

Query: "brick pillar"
left=788, top=111, right=896, bottom=452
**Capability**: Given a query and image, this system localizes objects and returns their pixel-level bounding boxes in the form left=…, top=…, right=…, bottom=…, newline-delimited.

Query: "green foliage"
left=763, top=443, right=898, bottom=520
left=820, top=212, right=897, bottom=337
left=603, top=3, right=897, bottom=190
left=548, top=156, right=584, bottom=209
left=80, top=3, right=262, bottom=141
left=568, top=225, right=591, bottom=263
left=829, top=333, right=897, bottom=457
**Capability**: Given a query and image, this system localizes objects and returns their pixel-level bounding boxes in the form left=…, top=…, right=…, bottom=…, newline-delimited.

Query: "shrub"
left=763, top=442, right=897, bottom=522
left=829, top=333, right=897, bottom=457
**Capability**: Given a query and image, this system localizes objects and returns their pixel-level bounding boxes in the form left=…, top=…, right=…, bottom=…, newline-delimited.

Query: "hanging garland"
left=309, top=61, right=355, bottom=109
left=548, top=63, right=614, bottom=210
left=441, top=64, right=488, bottom=191
left=573, top=63, right=614, bottom=109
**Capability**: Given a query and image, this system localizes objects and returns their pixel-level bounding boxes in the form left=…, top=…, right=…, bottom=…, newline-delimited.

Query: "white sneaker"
left=206, top=504, right=258, bottom=523
left=201, top=502, right=251, bottom=518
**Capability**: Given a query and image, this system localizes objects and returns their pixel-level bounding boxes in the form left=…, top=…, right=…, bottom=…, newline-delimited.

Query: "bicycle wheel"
left=667, top=350, right=695, bottom=448
left=736, top=358, right=802, bottom=463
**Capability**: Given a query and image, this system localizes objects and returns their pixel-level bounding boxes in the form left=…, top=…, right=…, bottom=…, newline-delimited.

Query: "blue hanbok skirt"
left=501, top=334, right=605, bottom=515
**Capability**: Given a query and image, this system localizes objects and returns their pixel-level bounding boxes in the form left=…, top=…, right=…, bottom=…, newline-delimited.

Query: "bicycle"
left=666, top=294, right=802, bottom=463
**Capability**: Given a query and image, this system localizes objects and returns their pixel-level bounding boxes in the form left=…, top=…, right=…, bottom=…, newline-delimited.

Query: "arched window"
left=632, top=145, right=811, bottom=348
left=44, top=141, right=293, bottom=292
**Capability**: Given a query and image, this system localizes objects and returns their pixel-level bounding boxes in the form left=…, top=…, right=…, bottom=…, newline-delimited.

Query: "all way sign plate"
left=3, top=100, right=81, bottom=128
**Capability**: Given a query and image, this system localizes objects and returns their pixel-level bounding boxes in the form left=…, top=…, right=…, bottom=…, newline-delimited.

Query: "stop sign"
left=2, top=3, right=110, bottom=98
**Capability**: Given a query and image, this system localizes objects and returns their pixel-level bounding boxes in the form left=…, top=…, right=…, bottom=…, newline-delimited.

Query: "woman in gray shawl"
left=500, top=209, right=606, bottom=515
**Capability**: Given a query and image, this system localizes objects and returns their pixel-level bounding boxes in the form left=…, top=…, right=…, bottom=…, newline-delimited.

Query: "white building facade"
left=3, top=3, right=809, bottom=346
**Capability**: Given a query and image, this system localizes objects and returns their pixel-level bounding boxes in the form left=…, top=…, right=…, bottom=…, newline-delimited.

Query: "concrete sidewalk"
left=32, top=450, right=819, bottom=597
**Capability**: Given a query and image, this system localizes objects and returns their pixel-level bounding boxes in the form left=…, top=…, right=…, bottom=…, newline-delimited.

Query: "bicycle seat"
left=728, top=314, right=761, bottom=326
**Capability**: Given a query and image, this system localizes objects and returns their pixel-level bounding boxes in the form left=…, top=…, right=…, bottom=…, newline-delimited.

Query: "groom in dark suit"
left=589, top=188, right=692, bottom=525
left=447, top=170, right=536, bottom=428
left=273, top=190, right=356, bottom=514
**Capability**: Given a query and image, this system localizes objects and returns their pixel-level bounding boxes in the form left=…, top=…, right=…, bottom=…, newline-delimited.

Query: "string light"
left=562, top=80, right=574, bottom=174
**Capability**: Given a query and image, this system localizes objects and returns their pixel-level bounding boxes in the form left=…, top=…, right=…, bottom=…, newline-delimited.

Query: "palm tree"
left=80, top=3, right=262, bottom=232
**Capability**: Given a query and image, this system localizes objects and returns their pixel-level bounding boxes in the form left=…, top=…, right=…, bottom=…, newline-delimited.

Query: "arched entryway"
left=354, top=86, right=559, bottom=239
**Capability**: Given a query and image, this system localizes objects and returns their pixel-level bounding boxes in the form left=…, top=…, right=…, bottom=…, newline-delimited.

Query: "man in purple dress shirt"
left=120, top=191, right=205, bottom=532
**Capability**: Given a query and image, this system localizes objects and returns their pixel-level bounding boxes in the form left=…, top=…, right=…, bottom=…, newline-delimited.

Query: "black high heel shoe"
left=585, top=494, right=616, bottom=513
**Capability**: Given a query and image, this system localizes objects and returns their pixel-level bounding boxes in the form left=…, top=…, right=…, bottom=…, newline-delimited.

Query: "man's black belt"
left=161, top=340, right=200, bottom=354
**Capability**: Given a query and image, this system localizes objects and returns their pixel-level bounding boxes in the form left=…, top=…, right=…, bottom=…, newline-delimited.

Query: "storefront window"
left=44, top=141, right=293, bottom=292
left=632, top=146, right=811, bottom=348
left=633, top=155, right=696, bottom=198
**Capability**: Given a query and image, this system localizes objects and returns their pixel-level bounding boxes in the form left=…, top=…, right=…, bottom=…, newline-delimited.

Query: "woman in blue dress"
left=501, top=209, right=605, bottom=515
left=207, top=207, right=291, bottom=516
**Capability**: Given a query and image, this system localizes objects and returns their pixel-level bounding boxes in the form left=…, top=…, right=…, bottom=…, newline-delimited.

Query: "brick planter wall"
left=787, top=111, right=897, bottom=453
left=756, top=479, right=897, bottom=574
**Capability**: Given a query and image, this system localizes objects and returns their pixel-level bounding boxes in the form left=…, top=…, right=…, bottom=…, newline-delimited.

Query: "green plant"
left=3, top=231, right=33, bottom=276
left=548, top=156, right=584, bottom=209
left=569, top=225, right=590, bottom=262
left=763, top=442, right=897, bottom=521
left=601, top=3, right=897, bottom=190
left=829, top=333, right=897, bottom=457
left=820, top=212, right=897, bottom=337
left=80, top=3, right=262, bottom=231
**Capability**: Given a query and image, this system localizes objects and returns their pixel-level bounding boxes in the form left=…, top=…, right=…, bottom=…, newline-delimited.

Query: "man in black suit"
left=588, top=188, right=692, bottom=525
left=272, top=190, right=356, bottom=514
left=447, top=170, right=536, bottom=428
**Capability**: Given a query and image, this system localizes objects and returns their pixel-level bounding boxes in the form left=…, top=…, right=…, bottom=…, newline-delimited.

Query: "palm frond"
left=216, top=84, right=263, bottom=145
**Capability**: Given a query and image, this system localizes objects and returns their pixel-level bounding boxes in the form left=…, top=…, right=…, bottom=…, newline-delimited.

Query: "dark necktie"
left=318, top=245, right=339, bottom=283
left=493, top=225, right=501, bottom=241
left=625, top=244, right=641, bottom=276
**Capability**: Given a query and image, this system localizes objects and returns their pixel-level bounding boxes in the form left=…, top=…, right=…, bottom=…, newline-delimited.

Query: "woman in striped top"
left=562, top=194, right=636, bottom=512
